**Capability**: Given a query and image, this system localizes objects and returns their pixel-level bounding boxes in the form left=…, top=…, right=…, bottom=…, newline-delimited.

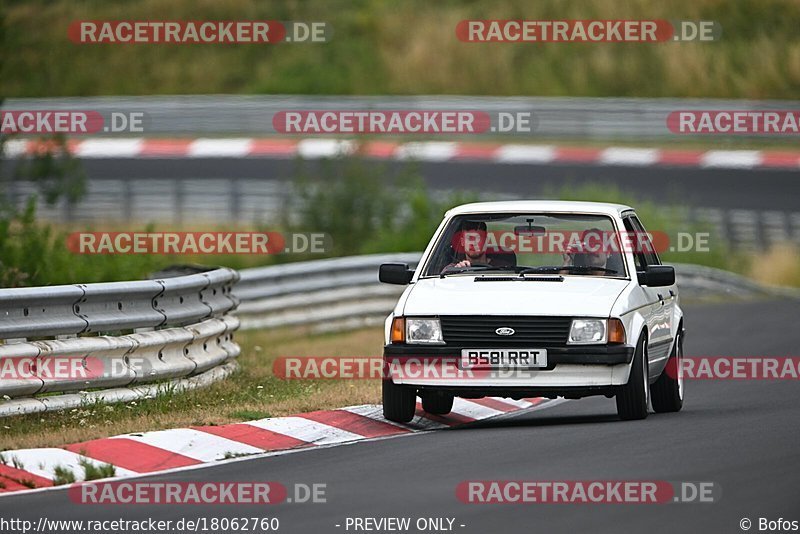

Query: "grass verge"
left=748, top=244, right=800, bottom=288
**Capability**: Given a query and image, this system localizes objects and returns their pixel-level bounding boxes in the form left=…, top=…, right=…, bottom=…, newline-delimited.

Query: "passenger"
left=561, top=227, right=614, bottom=276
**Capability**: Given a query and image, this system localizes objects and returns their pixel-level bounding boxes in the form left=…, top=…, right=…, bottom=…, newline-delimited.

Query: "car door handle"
left=669, top=290, right=675, bottom=298
left=657, top=293, right=665, bottom=305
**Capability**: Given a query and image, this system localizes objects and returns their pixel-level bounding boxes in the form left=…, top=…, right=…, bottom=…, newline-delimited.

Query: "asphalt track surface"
left=2, top=297, right=799, bottom=533
left=72, top=158, right=800, bottom=212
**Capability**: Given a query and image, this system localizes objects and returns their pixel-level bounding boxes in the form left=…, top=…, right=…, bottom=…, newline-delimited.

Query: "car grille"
left=439, top=316, right=572, bottom=347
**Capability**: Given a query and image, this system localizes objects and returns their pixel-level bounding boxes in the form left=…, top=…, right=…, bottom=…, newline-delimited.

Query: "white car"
left=379, top=200, right=684, bottom=422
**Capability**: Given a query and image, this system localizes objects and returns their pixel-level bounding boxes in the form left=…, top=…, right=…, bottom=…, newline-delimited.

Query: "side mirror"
left=379, top=263, right=414, bottom=285
left=637, top=265, right=675, bottom=287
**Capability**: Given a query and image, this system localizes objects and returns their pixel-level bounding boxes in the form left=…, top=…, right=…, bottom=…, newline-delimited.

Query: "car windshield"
left=422, top=213, right=628, bottom=278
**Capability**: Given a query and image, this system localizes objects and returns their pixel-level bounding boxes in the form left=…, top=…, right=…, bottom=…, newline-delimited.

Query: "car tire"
left=651, top=326, right=684, bottom=413
left=616, top=334, right=649, bottom=420
left=421, top=391, right=454, bottom=415
left=382, top=380, right=416, bottom=423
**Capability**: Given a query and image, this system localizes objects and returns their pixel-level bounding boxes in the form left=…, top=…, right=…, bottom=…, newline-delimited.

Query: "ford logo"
left=495, top=327, right=515, bottom=336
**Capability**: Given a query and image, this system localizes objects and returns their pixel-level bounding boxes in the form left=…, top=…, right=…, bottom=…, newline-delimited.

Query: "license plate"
left=460, top=349, right=548, bottom=369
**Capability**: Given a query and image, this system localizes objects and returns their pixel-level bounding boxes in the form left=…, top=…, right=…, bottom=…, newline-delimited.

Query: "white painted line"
left=296, top=139, right=356, bottom=159
left=451, top=398, right=505, bottom=419
left=74, top=139, right=144, bottom=158
left=117, top=428, right=263, bottom=462
left=395, top=142, right=457, bottom=162
left=3, top=448, right=137, bottom=481
left=494, top=144, right=556, bottom=164
left=600, top=147, right=660, bottom=166
left=188, top=138, right=253, bottom=157
left=246, top=416, right=363, bottom=445
left=701, top=150, right=763, bottom=168
left=3, top=139, right=29, bottom=157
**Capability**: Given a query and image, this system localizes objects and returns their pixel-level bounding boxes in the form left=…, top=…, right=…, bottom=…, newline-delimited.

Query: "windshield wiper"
left=517, top=265, right=618, bottom=275
left=560, top=265, right=618, bottom=274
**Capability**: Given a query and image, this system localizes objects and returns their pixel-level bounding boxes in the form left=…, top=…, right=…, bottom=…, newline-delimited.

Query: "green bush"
left=0, top=135, right=168, bottom=286
left=284, top=157, right=400, bottom=256
left=0, top=200, right=167, bottom=286
left=282, top=156, right=476, bottom=256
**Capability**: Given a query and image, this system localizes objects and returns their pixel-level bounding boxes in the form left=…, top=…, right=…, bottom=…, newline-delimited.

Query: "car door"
left=627, top=214, right=675, bottom=378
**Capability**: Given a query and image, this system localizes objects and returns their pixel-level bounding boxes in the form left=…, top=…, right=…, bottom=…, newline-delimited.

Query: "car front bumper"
left=383, top=344, right=634, bottom=389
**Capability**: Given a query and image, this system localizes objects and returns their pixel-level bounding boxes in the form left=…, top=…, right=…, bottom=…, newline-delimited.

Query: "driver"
left=444, top=220, right=490, bottom=271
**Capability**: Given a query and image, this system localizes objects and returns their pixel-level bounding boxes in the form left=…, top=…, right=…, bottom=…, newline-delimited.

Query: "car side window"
left=622, top=217, right=646, bottom=271
left=630, top=215, right=661, bottom=266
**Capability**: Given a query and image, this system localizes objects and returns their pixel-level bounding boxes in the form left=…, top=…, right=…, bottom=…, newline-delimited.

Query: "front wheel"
left=651, top=327, right=684, bottom=413
left=382, top=380, right=416, bottom=423
left=616, top=334, right=649, bottom=420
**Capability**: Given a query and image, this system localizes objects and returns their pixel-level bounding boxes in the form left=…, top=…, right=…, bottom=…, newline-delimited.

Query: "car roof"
left=445, top=200, right=634, bottom=217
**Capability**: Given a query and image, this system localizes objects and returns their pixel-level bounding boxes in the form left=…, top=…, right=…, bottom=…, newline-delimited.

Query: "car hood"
left=402, top=275, right=630, bottom=317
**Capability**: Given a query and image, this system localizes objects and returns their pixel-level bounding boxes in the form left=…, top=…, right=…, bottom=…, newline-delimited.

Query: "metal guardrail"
left=0, top=267, right=240, bottom=416
left=0, top=268, right=239, bottom=339
left=235, top=253, right=420, bottom=331
left=233, top=253, right=798, bottom=333
left=4, top=95, right=800, bottom=140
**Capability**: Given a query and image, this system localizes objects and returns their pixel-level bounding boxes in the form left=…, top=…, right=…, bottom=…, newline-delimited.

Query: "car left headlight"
left=568, top=319, right=607, bottom=345
left=406, top=318, right=445, bottom=345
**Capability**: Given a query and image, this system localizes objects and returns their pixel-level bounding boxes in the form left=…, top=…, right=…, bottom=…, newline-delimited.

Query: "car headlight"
left=568, top=319, right=607, bottom=345
left=406, top=318, right=445, bottom=345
